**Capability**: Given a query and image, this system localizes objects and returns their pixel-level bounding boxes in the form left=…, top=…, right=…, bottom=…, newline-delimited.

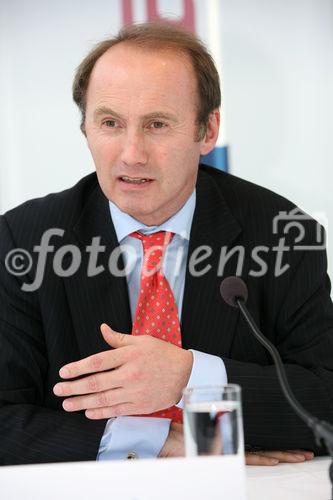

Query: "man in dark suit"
left=1, top=23, right=332, bottom=465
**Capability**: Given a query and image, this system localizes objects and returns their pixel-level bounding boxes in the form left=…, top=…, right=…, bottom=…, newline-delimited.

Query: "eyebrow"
left=93, top=106, right=178, bottom=123
left=93, top=106, right=122, bottom=121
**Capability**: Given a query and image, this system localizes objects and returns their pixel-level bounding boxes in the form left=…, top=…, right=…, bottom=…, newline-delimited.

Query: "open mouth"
left=119, top=176, right=153, bottom=185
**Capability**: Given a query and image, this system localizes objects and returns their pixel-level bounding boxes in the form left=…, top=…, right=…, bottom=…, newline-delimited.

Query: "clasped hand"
left=53, top=323, right=193, bottom=419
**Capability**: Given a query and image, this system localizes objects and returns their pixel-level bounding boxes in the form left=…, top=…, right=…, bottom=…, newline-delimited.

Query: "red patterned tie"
left=130, top=231, right=183, bottom=423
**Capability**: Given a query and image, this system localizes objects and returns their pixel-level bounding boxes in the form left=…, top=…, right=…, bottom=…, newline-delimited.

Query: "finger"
left=100, top=323, right=133, bottom=349
left=245, top=453, right=279, bottom=466
left=58, top=346, right=127, bottom=380
left=257, top=451, right=305, bottom=462
left=62, top=388, right=126, bottom=412
left=85, top=403, right=136, bottom=420
left=54, top=369, right=124, bottom=397
left=286, top=450, right=314, bottom=460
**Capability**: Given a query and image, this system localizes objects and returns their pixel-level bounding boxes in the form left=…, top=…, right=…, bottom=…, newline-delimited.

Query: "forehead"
left=86, top=43, right=198, bottom=113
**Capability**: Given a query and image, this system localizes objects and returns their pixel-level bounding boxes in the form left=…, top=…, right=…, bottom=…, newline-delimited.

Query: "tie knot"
left=131, top=230, right=174, bottom=247
left=130, top=231, right=174, bottom=273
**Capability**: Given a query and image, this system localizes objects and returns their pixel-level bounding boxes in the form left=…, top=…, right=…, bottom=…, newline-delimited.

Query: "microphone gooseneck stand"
left=236, top=295, right=333, bottom=499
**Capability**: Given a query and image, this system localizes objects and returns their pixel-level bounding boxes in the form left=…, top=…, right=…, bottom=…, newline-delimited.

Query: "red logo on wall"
left=122, top=0, right=195, bottom=32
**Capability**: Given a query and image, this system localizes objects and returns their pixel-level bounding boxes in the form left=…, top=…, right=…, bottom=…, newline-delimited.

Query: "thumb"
left=100, top=323, right=132, bottom=348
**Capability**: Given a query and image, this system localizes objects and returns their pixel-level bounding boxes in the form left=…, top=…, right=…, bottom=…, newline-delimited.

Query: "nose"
left=120, top=129, right=148, bottom=167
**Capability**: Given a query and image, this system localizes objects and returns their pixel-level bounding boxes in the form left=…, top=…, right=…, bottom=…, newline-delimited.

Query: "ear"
left=199, top=109, right=220, bottom=156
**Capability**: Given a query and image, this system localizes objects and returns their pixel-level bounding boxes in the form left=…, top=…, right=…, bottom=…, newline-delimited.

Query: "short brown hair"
left=72, top=22, right=221, bottom=138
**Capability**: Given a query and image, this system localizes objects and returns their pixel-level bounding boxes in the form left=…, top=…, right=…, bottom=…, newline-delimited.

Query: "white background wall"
left=220, top=0, right=333, bottom=275
left=1, top=0, right=333, bottom=274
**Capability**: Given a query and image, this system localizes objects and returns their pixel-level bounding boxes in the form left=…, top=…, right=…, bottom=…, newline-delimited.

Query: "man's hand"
left=158, top=422, right=185, bottom=458
left=245, top=449, right=314, bottom=466
left=53, top=323, right=193, bottom=420
left=158, top=423, right=315, bottom=465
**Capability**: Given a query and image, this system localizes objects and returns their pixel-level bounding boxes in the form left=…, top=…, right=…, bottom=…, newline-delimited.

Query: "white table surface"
left=246, top=456, right=331, bottom=500
left=0, top=455, right=248, bottom=500
left=0, top=455, right=331, bottom=500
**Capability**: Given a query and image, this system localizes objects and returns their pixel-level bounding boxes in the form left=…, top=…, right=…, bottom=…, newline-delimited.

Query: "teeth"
left=121, top=176, right=149, bottom=184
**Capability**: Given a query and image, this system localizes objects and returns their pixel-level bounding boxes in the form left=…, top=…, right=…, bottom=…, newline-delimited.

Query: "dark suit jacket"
left=1, top=165, right=333, bottom=465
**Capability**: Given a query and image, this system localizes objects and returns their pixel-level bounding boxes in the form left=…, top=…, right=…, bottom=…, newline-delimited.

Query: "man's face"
left=85, top=43, right=219, bottom=225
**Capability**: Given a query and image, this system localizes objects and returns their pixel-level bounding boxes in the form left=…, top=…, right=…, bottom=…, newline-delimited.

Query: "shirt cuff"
left=176, top=349, right=228, bottom=409
left=97, top=416, right=171, bottom=460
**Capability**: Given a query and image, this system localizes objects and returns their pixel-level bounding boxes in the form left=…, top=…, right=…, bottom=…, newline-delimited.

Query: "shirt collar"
left=109, top=190, right=196, bottom=243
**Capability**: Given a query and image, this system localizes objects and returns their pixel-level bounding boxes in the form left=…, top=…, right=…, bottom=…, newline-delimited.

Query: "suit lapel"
left=181, top=170, right=243, bottom=357
left=63, top=184, right=132, bottom=359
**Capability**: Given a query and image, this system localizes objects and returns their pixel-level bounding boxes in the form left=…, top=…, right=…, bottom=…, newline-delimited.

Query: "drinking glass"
left=183, top=384, right=244, bottom=457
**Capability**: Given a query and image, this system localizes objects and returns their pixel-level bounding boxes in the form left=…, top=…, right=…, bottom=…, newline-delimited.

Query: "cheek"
left=154, top=140, right=191, bottom=168
left=155, top=147, right=169, bottom=163
left=89, top=139, right=119, bottom=169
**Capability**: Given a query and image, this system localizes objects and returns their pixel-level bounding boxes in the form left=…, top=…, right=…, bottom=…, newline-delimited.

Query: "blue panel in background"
left=201, top=146, right=229, bottom=172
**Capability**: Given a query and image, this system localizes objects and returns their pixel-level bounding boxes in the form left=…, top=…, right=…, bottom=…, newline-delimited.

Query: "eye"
left=103, top=119, right=117, bottom=128
left=149, top=121, right=167, bottom=130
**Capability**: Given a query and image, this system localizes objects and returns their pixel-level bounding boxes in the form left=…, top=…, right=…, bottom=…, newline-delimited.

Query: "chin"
left=118, top=203, right=152, bottom=221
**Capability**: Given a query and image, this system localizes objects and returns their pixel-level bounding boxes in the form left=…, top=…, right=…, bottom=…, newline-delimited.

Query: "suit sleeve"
left=224, top=226, right=333, bottom=454
left=0, top=216, right=106, bottom=465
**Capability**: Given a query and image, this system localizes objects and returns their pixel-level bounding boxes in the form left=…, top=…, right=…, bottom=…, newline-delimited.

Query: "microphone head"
left=220, top=277, right=248, bottom=307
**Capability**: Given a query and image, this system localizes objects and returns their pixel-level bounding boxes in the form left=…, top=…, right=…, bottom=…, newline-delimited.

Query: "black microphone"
left=220, top=276, right=333, bottom=496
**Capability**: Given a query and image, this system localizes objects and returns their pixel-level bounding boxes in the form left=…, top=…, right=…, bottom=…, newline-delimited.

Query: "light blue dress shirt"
left=97, top=190, right=227, bottom=460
